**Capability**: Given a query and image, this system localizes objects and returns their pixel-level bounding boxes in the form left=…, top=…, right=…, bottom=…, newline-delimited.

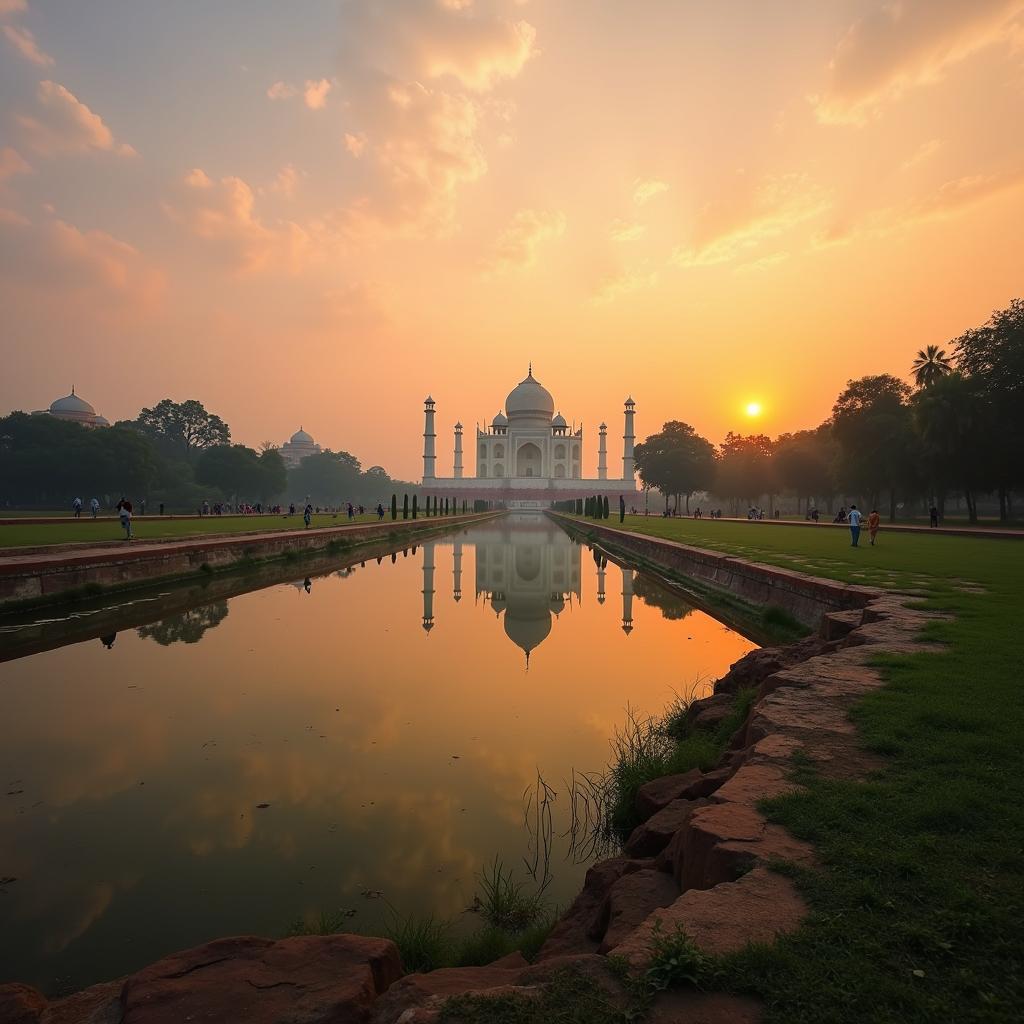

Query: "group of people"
left=845, top=505, right=882, bottom=547
left=71, top=497, right=101, bottom=518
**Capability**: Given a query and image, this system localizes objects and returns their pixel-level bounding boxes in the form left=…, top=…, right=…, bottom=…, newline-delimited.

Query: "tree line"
left=0, top=397, right=415, bottom=511
left=633, top=299, right=1023, bottom=523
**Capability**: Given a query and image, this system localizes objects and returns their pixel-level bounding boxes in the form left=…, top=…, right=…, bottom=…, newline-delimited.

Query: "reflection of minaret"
left=621, top=565, right=634, bottom=635
left=452, top=540, right=463, bottom=602
left=597, top=555, right=606, bottom=604
left=422, top=541, right=436, bottom=632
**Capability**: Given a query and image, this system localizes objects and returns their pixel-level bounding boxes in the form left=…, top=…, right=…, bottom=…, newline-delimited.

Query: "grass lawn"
left=0, top=513, right=430, bottom=548
left=589, top=514, right=1024, bottom=1023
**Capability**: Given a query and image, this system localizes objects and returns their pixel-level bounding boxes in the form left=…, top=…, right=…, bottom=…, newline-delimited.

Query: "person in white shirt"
left=847, top=504, right=862, bottom=547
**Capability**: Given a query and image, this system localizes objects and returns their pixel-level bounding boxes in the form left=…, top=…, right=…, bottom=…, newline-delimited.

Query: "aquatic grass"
left=383, top=912, right=454, bottom=974
left=473, top=856, right=547, bottom=932
left=602, top=686, right=759, bottom=837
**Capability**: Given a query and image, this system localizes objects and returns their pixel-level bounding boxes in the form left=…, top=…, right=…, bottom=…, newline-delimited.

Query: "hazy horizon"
left=2, top=0, right=1022, bottom=479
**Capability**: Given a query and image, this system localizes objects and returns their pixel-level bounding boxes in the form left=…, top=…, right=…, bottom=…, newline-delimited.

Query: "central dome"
left=290, top=427, right=314, bottom=444
left=505, top=368, right=554, bottom=424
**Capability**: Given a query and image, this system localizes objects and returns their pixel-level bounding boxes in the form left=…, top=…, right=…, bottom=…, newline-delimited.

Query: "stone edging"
left=0, top=513, right=500, bottom=610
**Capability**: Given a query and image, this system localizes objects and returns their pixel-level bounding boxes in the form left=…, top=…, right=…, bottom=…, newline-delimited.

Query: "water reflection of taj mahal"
left=420, top=516, right=635, bottom=665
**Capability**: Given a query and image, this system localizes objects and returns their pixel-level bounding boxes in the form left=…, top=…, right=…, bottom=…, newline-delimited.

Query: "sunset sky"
left=1, top=0, right=1022, bottom=480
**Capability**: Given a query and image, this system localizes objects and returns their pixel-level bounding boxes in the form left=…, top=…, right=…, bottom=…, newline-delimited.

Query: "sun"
left=744, top=401, right=763, bottom=418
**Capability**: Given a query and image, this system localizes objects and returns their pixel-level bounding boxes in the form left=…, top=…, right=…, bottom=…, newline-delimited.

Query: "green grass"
left=586, top=513, right=1024, bottom=1023
left=0, top=512, right=435, bottom=548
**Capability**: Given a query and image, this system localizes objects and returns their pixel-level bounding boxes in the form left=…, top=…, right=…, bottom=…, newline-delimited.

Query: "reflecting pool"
left=0, top=515, right=756, bottom=994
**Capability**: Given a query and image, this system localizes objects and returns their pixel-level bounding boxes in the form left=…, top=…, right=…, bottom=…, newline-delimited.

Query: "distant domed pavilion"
left=279, top=427, right=322, bottom=468
left=32, top=388, right=109, bottom=428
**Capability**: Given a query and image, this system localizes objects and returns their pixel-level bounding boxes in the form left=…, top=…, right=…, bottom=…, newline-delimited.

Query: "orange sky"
left=1, top=0, right=1022, bottom=479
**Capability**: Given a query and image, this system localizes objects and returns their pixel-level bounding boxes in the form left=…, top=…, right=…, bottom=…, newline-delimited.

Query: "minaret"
left=423, top=397, right=436, bottom=480
left=621, top=565, right=634, bottom=635
left=622, top=397, right=636, bottom=481
left=421, top=541, right=435, bottom=632
left=453, top=422, right=463, bottom=479
left=597, top=555, right=606, bottom=604
left=452, top=539, right=463, bottom=602
left=598, top=423, right=608, bottom=480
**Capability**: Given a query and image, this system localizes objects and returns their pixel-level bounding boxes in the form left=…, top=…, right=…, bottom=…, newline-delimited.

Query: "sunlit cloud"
left=609, top=219, right=645, bottom=242
left=164, top=168, right=319, bottom=274
left=819, top=167, right=1024, bottom=248
left=303, top=77, right=332, bottom=109
left=0, top=146, right=31, bottom=184
left=901, top=138, right=944, bottom=171
left=672, top=173, right=830, bottom=268
left=485, top=207, right=565, bottom=272
left=3, top=23, right=53, bottom=65
left=0, top=211, right=164, bottom=314
left=815, top=0, right=1024, bottom=124
left=592, top=262, right=659, bottom=304
left=266, top=80, right=297, bottom=100
left=332, top=0, right=537, bottom=233
left=632, top=179, right=668, bottom=205
left=0, top=0, right=27, bottom=13
left=268, top=163, right=301, bottom=199
left=15, top=80, right=136, bottom=157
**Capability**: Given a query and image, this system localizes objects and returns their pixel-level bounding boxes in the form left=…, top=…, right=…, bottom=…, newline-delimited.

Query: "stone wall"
left=0, top=513, right=499, bottom=610
left=549, top=512, right=878, bottom=629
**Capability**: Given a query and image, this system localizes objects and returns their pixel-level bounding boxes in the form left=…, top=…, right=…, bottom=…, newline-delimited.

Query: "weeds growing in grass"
left=383, top=912, right=453, bottom=973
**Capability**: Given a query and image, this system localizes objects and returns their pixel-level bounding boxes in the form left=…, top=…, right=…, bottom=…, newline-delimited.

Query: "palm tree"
left=911, top=345, right=953, bottom=389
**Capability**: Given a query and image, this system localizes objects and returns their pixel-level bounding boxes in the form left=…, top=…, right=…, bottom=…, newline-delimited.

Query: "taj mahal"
left=422, top=367, right=641, bottom=508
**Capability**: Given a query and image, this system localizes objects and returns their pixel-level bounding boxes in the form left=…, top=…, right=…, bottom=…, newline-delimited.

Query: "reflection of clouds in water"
left=0, top=519, right=757, bottom=990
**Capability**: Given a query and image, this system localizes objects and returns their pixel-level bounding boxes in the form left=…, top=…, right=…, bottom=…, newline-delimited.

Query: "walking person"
left=303, top=503, right=313, bottom=529
left=929, top=504, right=939, bottom=528
left=868, top=508, right=881, bottom=546
left=848, top=504, right=862, bottom=547
left=90, top=497, right=100, bottom=518
left=116, top=496, right=133, bottom=541
left=72, top=497, right=82, bottom=518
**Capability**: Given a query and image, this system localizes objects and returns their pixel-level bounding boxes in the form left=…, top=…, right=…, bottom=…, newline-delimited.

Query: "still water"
left=0, top=515, right=756, bottom=995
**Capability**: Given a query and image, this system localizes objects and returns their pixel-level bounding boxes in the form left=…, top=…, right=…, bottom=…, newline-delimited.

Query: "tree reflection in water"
left=632, top=575, right=693, bottom=621
left=136, top=601, right=229, bottom=646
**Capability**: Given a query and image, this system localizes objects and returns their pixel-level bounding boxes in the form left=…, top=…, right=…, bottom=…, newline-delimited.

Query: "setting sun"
left=745, top=402, right=763, bottom=418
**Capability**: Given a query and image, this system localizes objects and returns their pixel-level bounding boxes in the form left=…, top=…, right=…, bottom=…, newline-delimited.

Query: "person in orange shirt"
left=868, top=509, right=881, bottom=546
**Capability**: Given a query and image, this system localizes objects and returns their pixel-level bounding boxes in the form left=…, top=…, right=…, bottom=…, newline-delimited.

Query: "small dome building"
left=32, top=388, right=109, bottom=428
left=280, top=427, right=322, bottom=468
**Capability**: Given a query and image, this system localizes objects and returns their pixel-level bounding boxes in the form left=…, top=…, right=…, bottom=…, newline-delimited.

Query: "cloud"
left=0, top=145, right=31, bottom=183
left=332, top=0, right=537, bottom=232
left=819, top=167, right=1024, bottom=247
left=15, top=80, right=136, bottom=157
left=266, top=80, right=297, bottom=100
left=816, top=0, right=1024, bottom=124
left=0, top=0, right=27, bottom=14
left=3, top=23, right=53, bottom=65
left=592, top=263, right=659, bottom=304
left=303, top=77, right=332, bottom=109
left=344, top=132, right=367, bottom=156
left=486, top=207, right=565, bottom=271
left=269, top=163, right=301, bottom=198
left=901, top=138, right=944, bottom=171
left=340, top=0, right=536, bottom=91
left=164, top=167, right=315, bottom=274
left=632, top=179, right=668, bottom=205
left=609, top=219, right=645, bottom=242
left=672, top=173, right=830, bottom=268
left=0, top=211, right=164, bottom=313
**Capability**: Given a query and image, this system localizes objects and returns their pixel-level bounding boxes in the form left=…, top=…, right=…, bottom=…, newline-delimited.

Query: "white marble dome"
left=505, top=368, right=554, bottom=424
left=33, top=388, right=108, bottom=427
left=290, top=427, right=314, bottom=445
